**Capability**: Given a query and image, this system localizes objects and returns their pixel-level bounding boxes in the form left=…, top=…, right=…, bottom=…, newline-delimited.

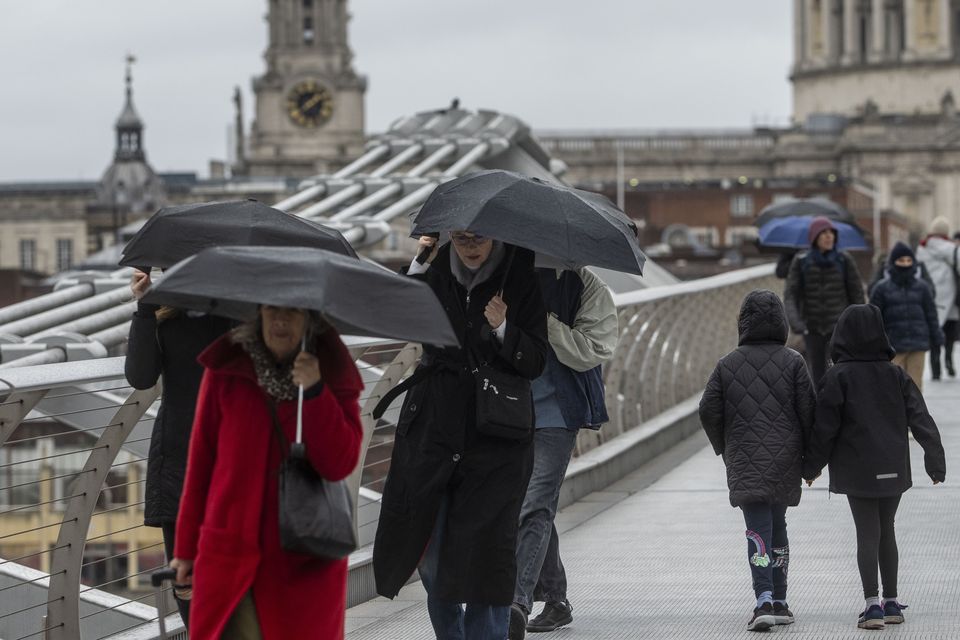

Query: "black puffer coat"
left=802, top=304, right=946, bottom=496
left=699, top=290, right=816, bottom=507
left=868, top=265, right=943, bottom=353
left=373, top=244, right=547, bottom=605
left=784, top=250, right=865, bottom=335
left=125, top=303, right=231, bottom=526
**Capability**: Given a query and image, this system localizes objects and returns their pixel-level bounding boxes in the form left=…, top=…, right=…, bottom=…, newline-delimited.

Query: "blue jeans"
left=513, top=428, right=579, bottom=611
left=740, top=503, right=789, bottom=601
left=419, top=494, right=509, bottom=640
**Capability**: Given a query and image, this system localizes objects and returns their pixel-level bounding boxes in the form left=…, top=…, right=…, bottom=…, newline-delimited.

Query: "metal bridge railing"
left=0, top=264, right=777, bottom=639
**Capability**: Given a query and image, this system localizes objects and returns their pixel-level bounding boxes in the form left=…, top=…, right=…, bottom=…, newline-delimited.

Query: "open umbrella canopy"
left=141, top=246, right=458, bottom=347
left=758, top=215, right=868, bottom=251
left=411, top=170, right=646, bottom=276
left=119, top=199, right=357, bottom=269
left=754, top=197, right=859, bottom=228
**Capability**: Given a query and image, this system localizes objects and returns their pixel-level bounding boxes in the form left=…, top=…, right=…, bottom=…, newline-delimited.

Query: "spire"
left=114, top=53, right=145, bottom=161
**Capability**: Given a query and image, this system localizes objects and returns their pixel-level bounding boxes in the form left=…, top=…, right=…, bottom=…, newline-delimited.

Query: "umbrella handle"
left=296, top=336, right=305, bottom=444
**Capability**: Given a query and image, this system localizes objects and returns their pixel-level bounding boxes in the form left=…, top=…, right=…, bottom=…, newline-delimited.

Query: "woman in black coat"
left=699, top=289, right=815, bottom=630
left=803, top=304, right=945, bottom=629
left=373, top=232, right=547, bottom=639
left=124, top=269, right=231, bottom=624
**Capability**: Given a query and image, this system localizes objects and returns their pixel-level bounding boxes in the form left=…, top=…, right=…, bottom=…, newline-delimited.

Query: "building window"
left=689, top=226, right=719, bottom=248
left=856, top=0, right=872, bottom=62
left=19, top=239, right=36, bottom=271
left=730, top=194, right=755, bottom=217
left=56, top=239, right=73, bottom=272
left=303, top=16, right=314, bottom=44
left=726, top=226, right=759, bottom=247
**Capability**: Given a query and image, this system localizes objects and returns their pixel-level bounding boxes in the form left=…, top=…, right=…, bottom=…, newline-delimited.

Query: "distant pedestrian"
left=699, top=290, right=816, bottom=632
left=373, top=233, right=548, bottom=640
left=509, top=267, right=618, bottom=639
left=803, top=304, right=945, bottom=630
left=868, top=242, right=942, bottom=392
left=124, top=268, right=232, bottom=626
left=784, top=216, right=865, bottom=385
left=916, top=217, right=960, bottom=379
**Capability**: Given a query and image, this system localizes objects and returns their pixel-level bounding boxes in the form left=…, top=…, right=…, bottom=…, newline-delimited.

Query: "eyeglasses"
left=451, top=232, right=489, bottom=247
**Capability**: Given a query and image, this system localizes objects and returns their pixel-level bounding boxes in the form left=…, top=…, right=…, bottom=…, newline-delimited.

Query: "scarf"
left=239, top=336, right=298, bottom=401
left=809, top=248, right=842, bottom=269
left=449, top=240, right=507, bottom=292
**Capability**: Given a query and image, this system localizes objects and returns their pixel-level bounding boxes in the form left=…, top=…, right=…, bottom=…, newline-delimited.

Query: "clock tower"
left=239, top=0, right=367, bottom=177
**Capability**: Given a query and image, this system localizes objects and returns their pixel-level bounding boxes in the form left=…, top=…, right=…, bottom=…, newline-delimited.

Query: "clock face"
left=286, top=80, right=334, bottom=128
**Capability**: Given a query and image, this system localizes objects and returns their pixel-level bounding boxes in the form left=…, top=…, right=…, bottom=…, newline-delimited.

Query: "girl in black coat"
left=373, top=233, right=547, bottom=639
left=803, top=304, right=946, bottom=630
left=124, top=269, right=231, bottom=624
left=699, top=290, right=816, bottom=631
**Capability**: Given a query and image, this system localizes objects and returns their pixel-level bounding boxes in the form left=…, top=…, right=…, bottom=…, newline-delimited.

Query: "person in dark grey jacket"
left=124, top=268, right=231, bottom=625
left=784, top=216, right=865, bottom=385
left=802, top=304, right=945, bottom=629
left=699, top=289, right=816, bottom=631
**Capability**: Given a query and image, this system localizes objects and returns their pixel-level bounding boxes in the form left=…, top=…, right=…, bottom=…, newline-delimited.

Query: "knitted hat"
left=930, top=216, right=950, bottom=237
left=889, top=241, right=914, bottom=263
left=808, top=216, right=837, bottom=245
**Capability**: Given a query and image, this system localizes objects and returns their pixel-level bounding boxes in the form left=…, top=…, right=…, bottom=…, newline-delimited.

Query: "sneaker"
left=747, top=602, right=775, bottom=632
left=858, top=604, right=885, bottom=629
left=883, top=600, right=907, bottom=624
left=509, top=603, right=528, bottom=640
left=773, top=602, right=795, bottom=625
left=948, top=363, right=956, bottom=377
left=527, top=600, right=573, bottom=633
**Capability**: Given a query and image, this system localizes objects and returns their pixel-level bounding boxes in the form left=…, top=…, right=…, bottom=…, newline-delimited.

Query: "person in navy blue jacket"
left=868, top=242, right=943, bottom=392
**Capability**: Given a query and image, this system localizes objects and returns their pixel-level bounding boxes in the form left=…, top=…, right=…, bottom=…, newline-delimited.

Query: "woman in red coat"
left=171, top=305, right=363, bottom=639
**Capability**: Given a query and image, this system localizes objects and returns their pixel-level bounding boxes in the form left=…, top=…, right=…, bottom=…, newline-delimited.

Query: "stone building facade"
left=538, top=0, right=960, bottom=243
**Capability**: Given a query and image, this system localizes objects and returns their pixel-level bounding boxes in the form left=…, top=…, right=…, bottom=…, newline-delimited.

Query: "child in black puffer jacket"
left=699, top=289, right=816, bottom=631
left=803, top=304, right=945, bottom=630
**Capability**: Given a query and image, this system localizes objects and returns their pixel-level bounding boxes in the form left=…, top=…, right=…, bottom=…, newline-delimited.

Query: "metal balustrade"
left=0, top=263, right=777, bottom=639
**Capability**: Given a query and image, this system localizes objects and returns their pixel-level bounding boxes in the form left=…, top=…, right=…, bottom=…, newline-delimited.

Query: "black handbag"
left=268, top=402, right=357, bottom=559
left=473, top=362, right=533, bottom=441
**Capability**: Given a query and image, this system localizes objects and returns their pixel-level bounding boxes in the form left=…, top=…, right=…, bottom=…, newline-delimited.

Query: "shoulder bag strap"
left=265, top=399, right=290, bottom=457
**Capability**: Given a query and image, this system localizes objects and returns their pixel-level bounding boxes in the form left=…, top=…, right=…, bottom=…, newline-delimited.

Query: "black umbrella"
left=141, top=246, right=458, bottom=347
left=119, top=199, right=357, bottom=269
left=753, top=197, right=859, bottom=228
left=411, top=170, right=646, bottom=276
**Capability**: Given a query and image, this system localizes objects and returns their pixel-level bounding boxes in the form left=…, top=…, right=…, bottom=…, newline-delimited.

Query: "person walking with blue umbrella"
left=784, top=217, right=865, bottom=385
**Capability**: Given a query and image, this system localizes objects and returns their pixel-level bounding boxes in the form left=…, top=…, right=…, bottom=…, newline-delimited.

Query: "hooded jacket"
left=868, top=260, right=943, bottom=353
left=802, top=304, right=946, bottom=497
left=699, top=290, right=816, bottom=507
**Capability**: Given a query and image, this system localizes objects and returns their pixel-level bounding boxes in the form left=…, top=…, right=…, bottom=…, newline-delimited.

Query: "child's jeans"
left=740, top=503, right=790, bottom=601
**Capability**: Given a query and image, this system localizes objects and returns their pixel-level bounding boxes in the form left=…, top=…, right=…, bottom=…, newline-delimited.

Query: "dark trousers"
left=419, top=494, right=509, bottom=640
left=803, top=332, right=831, bottom=387
left=160, top=522, right=190, bottom=628
left=740, top=503, right=789, bottom=601
left=513, top=428, right=578, bottom=611
left=930, top=319, right=957, bottom=378
left=847, top=495, right=902, bottom=599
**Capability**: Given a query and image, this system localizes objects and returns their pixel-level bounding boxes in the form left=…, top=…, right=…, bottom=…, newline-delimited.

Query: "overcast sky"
left=0, top=1, right=792, bottom=182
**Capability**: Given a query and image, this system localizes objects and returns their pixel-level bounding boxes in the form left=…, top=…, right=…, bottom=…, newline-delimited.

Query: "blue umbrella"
left=758, top=215, right=868, bottom=251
